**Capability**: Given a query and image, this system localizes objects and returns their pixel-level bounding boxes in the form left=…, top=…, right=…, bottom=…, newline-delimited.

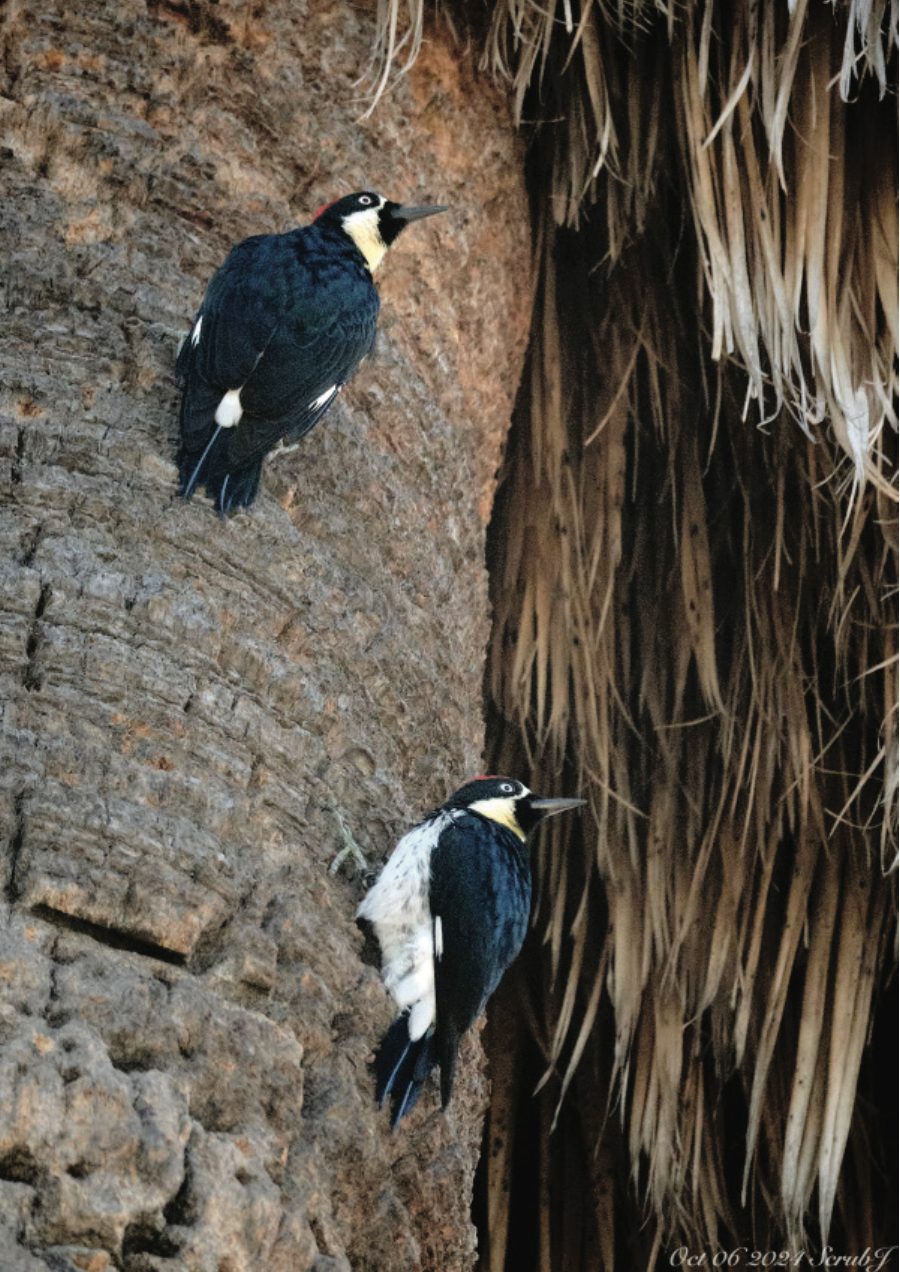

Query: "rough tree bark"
left=0, top=1, right=530, bottom=1268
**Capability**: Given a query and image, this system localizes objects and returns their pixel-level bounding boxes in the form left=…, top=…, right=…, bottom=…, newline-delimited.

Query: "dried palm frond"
left=485, top=199, right=896, bottom=1264
left=356, top=0, right=427, bottom=113
left=480, top=8, right=896, bottom=1263
left=366, top=0, right=896, bottom=491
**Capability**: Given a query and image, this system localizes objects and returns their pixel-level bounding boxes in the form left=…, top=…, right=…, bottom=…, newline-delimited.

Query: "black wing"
left=222, top=306, right=377, bottom=469
left=429, top=815, right=531, bottom=1108
left=178, top=234, right=285, bottom=385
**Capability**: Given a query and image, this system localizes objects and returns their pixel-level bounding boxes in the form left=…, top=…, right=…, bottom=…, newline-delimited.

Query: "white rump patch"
left=215, top=388, right=243, bottom=428
left=408, top=997, right=434, bottom=1042
left=191, top=315, right=203, bottom=347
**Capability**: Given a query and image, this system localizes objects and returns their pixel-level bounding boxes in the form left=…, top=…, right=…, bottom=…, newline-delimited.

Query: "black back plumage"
left=176, top=210, right=380, bottom=514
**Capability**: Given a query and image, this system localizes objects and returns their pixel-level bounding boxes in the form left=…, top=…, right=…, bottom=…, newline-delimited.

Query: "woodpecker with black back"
left=176, top=192, right=447, bottom=514
left=358, top=776, right=585, bottom=1128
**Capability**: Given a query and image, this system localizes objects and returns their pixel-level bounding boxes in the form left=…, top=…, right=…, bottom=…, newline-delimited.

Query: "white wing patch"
left=190, top=315, right=203, bottom=347
left=311, top=385, right=338, bottom=411
left=357, top=811, right=454, bottom=1042
left=215, top=388, right=243, bottom=428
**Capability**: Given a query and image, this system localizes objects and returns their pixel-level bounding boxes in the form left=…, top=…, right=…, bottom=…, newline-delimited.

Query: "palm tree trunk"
left=0, top=3, right=530, bottom=1267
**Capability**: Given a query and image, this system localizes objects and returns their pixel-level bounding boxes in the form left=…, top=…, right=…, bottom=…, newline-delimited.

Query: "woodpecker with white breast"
left=358, top=776, right=585, bottom=1128
left=176, top=192, right=447, bottom=514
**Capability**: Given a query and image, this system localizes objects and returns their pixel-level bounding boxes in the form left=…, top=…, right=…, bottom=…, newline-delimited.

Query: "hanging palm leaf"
left=365, top=0, right=898, bottom=1265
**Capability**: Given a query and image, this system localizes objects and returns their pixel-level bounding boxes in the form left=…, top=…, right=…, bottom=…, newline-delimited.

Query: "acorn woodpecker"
left=176, top=192, right=447, bottom=514
left=358, top=776, right=585, bottom=1128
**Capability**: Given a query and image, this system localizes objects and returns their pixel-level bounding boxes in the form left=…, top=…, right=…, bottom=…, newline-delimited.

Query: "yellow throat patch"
left=469, top=797, right=526, bottom=842
left=340, top=205, right=388, bottom=272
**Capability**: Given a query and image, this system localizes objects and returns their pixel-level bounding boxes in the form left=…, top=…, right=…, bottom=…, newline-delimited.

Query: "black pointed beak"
left=389, top=204, right=448, bottom=223
left=529, top=796, right=587, bottom=820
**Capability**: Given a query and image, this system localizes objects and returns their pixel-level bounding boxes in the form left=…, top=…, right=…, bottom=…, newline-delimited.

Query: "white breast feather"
left=357, top=811, right=454, bottom=1041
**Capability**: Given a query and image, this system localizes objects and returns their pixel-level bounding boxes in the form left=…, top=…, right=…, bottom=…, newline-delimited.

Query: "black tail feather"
left=203, top=460, right=264, bottom=515
left=178, top=428, right=263, bottom=516
left=178, top=423, right=224, bottom=500
left=374, top=1013, right=438, bottom=1130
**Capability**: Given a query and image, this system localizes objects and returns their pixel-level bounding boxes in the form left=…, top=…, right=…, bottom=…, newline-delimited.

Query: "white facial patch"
left=215, top=388, right=243, bottom=428
left=341, top=200, right=388, bottom=272
left=468, top=796, right=527, bottom=841
left=191, top=315, right=203, bottom=347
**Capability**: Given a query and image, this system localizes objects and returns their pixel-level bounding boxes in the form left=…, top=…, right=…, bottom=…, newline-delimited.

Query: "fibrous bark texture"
left=0, top=2, right=530, bottom=1268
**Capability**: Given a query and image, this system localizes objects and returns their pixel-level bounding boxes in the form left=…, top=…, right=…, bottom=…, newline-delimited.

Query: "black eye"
left=358, top=195, right=373, bottom=206
left=500, top=782, right=515, bottom=794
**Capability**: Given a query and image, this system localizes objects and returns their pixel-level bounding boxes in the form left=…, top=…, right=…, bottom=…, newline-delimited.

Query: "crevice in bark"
left=186, top=915, right=232, bottom=974
left=6, top=789, right=28, bottom=903
left=32, top=905, right=188, bottom=966
left=0, top=1146, right=39, bottom=1185
left=162, top=1152, right=197, bottom=1227
left=309, top=1214, right=330, bottom=1255
left=44, top=962, right=69, bottom=1028
left=146, top=0, right=233, bottom=45
left=109, top=1049, right=167, bottom=1075
left=23, top=582, right=51, bottom=692
left=19, top=521, right=44, bottom=566
left=11, top=425, right=26, bottom=486
left=122, top=1220, right=182, bottom=1261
